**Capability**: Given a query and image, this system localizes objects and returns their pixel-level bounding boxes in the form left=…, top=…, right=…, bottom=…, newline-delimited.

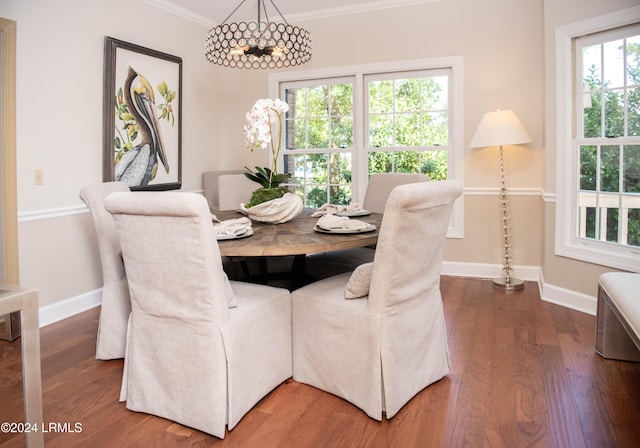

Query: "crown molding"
left=286, top=0, right=444, bottom=22
left=144, top=0, right=444, bottom=28
left=143, top=0, right=214, bottom=27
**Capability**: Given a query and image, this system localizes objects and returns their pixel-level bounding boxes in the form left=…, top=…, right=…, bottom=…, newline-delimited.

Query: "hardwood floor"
left=1, top=276, right=639, bottom=447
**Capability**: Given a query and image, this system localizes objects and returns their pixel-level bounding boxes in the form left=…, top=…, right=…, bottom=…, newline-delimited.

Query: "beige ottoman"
left=595, top=272, right=640, bottom=362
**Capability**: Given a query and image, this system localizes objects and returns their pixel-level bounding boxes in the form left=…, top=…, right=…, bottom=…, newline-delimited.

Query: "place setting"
left=311, top=202, right=372, bottom=218
left=313, top=213, right=377, bottom=234
left=211, top=214, right=254, bottom=240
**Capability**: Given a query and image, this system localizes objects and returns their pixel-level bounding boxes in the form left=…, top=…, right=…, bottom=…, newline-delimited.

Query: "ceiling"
left=147, top=0, right=437, bottom=27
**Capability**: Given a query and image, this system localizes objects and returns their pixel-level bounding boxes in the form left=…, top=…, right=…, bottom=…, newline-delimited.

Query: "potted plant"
left=240, top=98, right=302, bottom=223
left=243, top=166, right=289, bottom=208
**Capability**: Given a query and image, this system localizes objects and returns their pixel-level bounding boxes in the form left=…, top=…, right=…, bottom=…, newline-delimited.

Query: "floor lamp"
left=470, top=110, right=532, bottom=290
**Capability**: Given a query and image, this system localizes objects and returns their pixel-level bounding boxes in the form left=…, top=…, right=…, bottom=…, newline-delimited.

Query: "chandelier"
left=205, top=0, right=312, bottom=69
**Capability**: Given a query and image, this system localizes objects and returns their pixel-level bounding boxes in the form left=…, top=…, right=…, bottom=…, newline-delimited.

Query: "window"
left=366, top=71, right=449, bottom=179
left=282, top=78, right=355, bottom=205
left=556, top=8, right=640, bottom=271
left=269, top=58, right=463, bottom=237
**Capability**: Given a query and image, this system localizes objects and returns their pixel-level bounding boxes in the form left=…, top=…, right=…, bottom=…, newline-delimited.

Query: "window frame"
left=555, top=6, right=640, bottom=272
left=269, top=56, right=464, bottom=238
left=280, top=76, right=356, bottom=205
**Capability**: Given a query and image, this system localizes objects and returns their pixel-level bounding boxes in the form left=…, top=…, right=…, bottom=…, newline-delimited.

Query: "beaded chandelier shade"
left=205, top=0, right=312, bottom=69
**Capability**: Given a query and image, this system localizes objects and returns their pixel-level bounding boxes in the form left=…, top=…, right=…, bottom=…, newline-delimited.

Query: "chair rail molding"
left=18, top=190, right=206, bottom=223
left=463, top=187, right=545, bottom=197
left=26, top=186, right=594, bottom=325
left=18, top=205, right=88, bottom=223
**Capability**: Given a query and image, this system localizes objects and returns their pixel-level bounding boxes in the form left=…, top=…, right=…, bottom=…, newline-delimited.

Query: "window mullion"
left=353, top=73, right=366, bottom=203
left=619, top=144, right=625, bottom=244
left=600, top=43, right=606, bottom=139
left=594, top=144, right=600, bottom=240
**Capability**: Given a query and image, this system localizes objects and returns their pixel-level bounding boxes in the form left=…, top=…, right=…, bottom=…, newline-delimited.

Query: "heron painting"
left=103, top=37, right=182, bottom=190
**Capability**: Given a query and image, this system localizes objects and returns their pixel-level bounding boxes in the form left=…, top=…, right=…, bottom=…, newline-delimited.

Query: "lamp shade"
left=469, top=110, right=532, bottom=148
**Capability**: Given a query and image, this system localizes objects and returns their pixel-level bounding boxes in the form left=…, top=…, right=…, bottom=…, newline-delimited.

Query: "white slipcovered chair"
left=214, top=174, right=257, bottom=280
left=79, top=181, right=131, bottom=360
left=292, top=180, right=462, bottom=419
left=217, top=173, right=257, bottom=211
left=305, top=172, right=430, bottom=279
left=104, top=191, right=292, bottom=438
left=216, top=173, right=297, bottom=285
left=202, top=169, right=245, bottom=211
left=361, top=172, right=431, bottom=214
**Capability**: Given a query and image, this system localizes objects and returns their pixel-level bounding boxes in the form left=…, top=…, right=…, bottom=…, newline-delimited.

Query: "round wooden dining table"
left=214, top=208, right=382, bottom=257
left=214, top=208, right=382, bottom=289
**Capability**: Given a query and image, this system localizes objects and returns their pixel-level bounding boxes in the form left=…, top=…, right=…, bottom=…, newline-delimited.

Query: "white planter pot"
left=240, top=192, right=303, bottom=224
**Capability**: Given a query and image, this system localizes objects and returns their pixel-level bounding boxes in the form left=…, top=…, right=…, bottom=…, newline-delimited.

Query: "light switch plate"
left=34, top=168, right=43, bottom=185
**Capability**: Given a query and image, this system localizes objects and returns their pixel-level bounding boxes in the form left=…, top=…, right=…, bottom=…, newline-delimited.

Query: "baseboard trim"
left=36, top=262, right=597, bottom=328
left=39, top=289, right=102, bottom=328
left=441, top=260, right=541, bottom=282
left=441, top=261, right=596, bottom=316
left=539, top=278, right=597, bottom=316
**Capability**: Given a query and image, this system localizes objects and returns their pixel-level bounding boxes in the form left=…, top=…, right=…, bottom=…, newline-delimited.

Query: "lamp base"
left=492, top=276, right=525, bottom=290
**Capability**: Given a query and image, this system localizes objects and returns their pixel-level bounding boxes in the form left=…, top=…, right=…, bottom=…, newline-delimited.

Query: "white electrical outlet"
left=34, top=168, right=43, bottom=185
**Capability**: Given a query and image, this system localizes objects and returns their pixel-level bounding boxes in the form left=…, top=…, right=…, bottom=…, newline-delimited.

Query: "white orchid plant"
left=243, top=98, right=291, bottom=192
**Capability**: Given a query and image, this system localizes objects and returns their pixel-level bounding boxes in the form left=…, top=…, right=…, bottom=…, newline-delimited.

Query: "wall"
left=211, top=0, right=640, bottom=311
left=217, top=0, right=546, bottom=271
left=2, top=0, right=222, bottom=309
left=541, top=0, right=639, bottom=300
left=1, top=0, right=634, bottom=321
left=1, top=0, right=546, bottom=315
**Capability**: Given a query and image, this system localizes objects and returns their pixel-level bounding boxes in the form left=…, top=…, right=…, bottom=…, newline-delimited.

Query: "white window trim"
left=269, top=56, right=464, bottom=238
left=555, top=6, right=640, bottom=272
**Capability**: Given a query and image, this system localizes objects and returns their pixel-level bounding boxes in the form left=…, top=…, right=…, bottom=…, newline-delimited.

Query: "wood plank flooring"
left=1, top=276, right=639, bottom=447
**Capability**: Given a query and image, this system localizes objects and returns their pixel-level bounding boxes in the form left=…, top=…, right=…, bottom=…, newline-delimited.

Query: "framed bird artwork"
left=103, top=37, right=182, bottom=191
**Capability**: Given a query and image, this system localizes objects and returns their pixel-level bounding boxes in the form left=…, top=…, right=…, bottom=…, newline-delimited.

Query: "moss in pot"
left=244, top=166, right=290, bottom=208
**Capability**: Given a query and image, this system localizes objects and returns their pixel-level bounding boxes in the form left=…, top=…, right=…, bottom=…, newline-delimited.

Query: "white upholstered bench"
left=595, top=273, right=640, bottom=362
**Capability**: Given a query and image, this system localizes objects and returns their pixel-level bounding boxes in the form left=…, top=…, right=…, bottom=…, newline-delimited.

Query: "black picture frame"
left=103, top=37, right=182, bottom=190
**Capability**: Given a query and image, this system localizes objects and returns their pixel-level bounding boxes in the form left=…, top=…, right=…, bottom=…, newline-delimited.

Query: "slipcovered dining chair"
left=215, top=174, right=257, bottom=280
left=104, top=191, right=292, bottom=439
left=79, top=181, right=131, bottom=360
left=292, top=180, right=462, bottom=420
left=361, top=172, right=431, bottom=214
left=217, top=174, right=257, bottom=211
left=305, top=172, right=430, bottom=279
left=202, top=169, right=245, bottom=211
left=217, top=173, right=297, bottom=285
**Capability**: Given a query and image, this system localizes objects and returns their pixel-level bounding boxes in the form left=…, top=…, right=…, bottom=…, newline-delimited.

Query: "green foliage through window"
left=579, top=31, right=640, bottom=247
left=282, top=72, right=450, bottom=207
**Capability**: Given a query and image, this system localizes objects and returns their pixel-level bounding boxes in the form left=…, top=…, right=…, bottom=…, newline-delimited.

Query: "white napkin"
left=213, top=217, right=252, bottom=236
left=311, top=203, right=362, bottom=217
left=317, top=214, right=370, bottom=231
